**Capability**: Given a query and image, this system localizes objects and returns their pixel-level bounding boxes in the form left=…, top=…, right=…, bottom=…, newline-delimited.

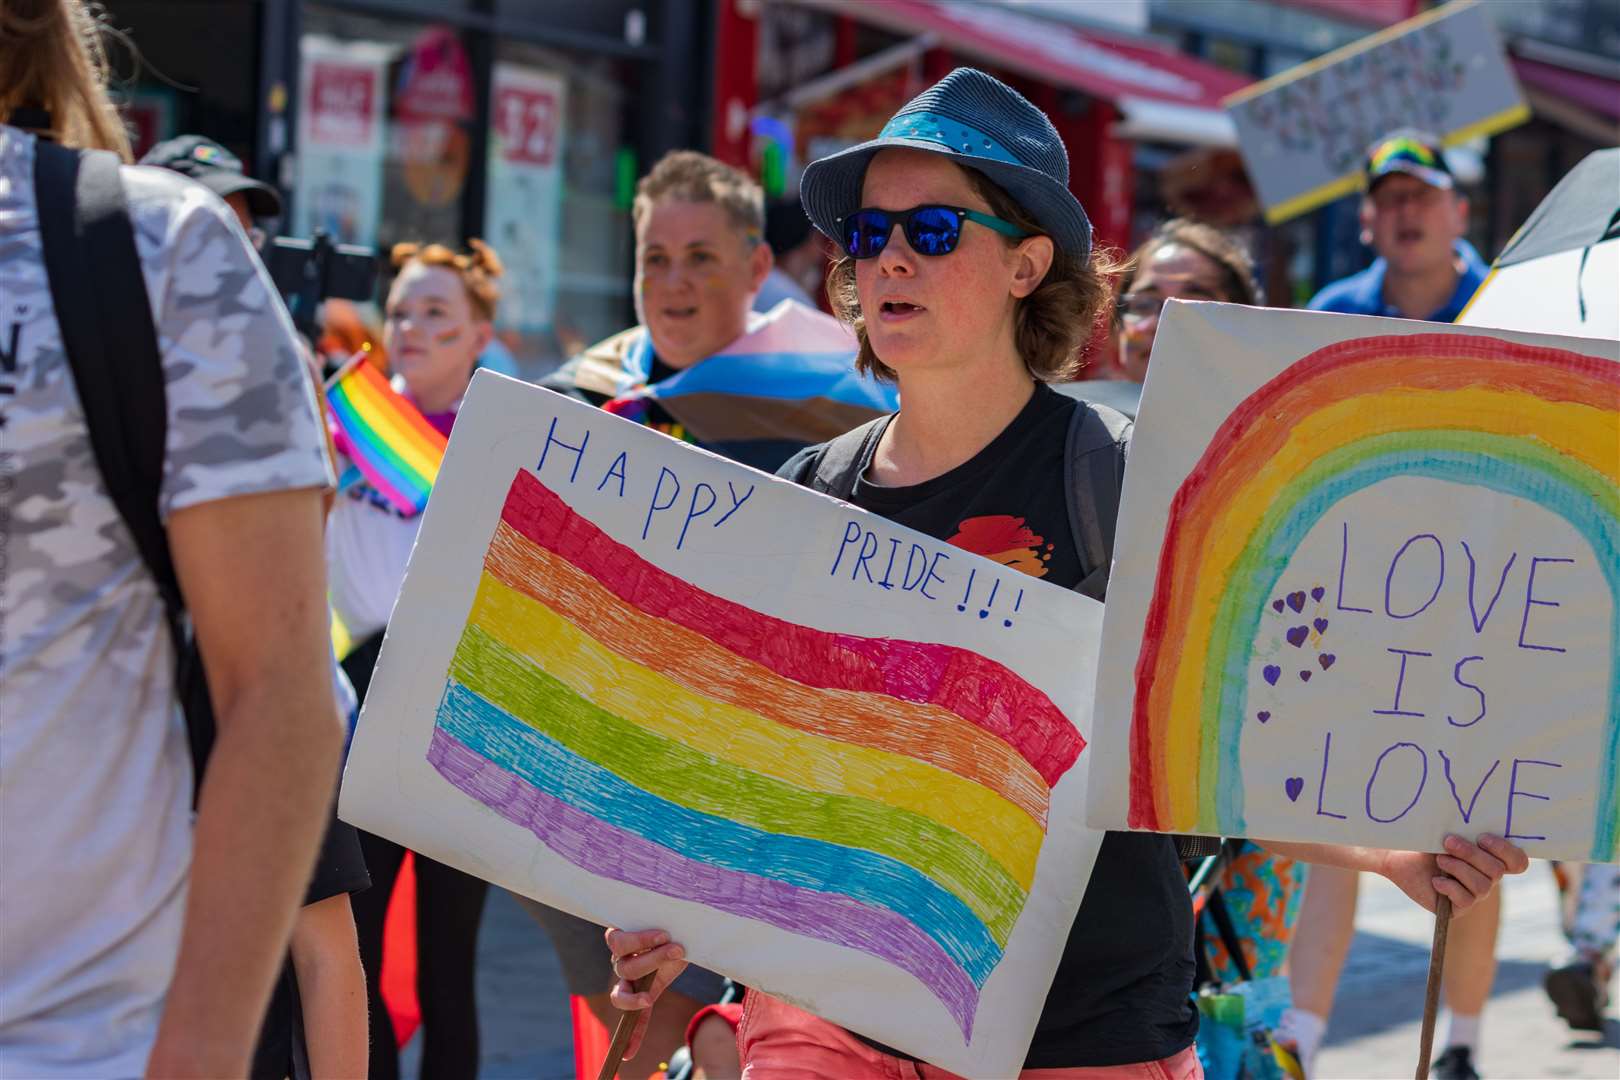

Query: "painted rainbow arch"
left=1130, top=333, right=1620, bottom=860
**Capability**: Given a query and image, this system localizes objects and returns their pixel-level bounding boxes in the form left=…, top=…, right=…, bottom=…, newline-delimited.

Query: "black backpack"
left=804, top=398, right=1222, bottom=860
left=804, top=397, right=1133, bottom=602
left=33, top=139, right=215, bottom=798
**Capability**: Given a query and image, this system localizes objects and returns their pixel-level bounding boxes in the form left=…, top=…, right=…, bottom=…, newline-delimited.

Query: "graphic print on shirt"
left=948, top=515, right=1054, bottom=579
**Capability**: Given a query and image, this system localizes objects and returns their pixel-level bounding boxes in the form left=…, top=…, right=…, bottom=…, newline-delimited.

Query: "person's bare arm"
left=1261, top=833, right=1529, bottom=915
left=289, top=894, right=368, bottom=1079
left=145, top=488, right=344, bottom=1078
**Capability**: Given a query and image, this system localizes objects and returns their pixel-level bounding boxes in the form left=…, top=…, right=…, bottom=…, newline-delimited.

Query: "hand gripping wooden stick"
left=597, top=973, right=656, bottom=1080
left=1414, top=895, right=1453, bottom=1080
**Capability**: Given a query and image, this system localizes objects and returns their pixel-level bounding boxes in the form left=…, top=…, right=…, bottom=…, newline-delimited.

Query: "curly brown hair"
left=827, top=166, right=1124, bottom=383
left=389, top=238, right=504, bottom=321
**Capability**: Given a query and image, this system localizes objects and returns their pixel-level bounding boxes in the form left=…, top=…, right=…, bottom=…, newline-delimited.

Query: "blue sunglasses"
left=837, top=204, right=1030, bottom=260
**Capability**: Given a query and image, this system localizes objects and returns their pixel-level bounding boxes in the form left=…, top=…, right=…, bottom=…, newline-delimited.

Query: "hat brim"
left=199, top=173, right=284, bottom=219
left=1368, top=160, right=1454, bottom=192
left=801, top=136, right=1092, bottom=262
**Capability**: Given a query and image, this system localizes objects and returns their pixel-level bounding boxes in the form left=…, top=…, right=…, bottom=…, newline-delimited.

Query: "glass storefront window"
left=489, top=40, right=633, bottom=374
left=295, top=8, right=474, bottom=263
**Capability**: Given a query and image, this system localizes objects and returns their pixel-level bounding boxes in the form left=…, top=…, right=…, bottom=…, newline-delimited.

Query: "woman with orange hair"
left=328, top=238, right=504, bottom=1080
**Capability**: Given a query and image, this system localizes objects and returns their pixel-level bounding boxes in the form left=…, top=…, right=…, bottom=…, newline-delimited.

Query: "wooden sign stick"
left=596, top=973, right=656, bottom=1080
left=1414, top=895, right=1454, bottom=1080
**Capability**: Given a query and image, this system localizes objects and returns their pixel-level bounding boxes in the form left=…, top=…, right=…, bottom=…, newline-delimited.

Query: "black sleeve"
left=775, top=443, right=823, bottom=486
left=304, top=809, right=371, bottom=906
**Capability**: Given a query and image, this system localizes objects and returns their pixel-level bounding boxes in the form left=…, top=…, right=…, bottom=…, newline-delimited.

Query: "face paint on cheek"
left=434, top=327, right=465, bottom=347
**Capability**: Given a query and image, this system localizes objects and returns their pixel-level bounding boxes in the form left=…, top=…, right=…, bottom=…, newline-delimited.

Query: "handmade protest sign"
left=1087, top=303, right=1620, bottom=864
left=1224, top=0, right=1527, bottom=224
left=340, top=372, right=1106, bottom=1078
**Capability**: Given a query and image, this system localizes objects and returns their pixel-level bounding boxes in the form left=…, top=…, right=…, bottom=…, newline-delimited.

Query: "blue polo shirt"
left=1307, top=239, right=1489, bottom=322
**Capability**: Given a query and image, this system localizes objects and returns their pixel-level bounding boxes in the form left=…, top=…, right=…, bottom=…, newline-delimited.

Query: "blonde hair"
left=390, top=238, right=505, bottom=321
left=632, top=150, right=764, bottom=241
left=828, top=164, right=1125, bottom=383
left=0, top=0, right=131, bottom=159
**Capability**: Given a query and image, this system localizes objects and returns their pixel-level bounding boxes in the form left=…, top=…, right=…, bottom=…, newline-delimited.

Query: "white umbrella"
left=1459, top=148, right=1619, bottom=338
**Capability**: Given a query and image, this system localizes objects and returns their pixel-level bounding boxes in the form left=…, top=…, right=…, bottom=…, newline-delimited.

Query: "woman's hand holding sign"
left=1381, top=833, right=1531, bottom=914
left=604, top=927, right=687, bottom=1061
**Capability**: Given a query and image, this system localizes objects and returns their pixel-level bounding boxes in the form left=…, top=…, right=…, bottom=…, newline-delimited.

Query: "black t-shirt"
left=250, top=809, right=371, bottom=1080
left=778, top=383, right=1197, bottom=1069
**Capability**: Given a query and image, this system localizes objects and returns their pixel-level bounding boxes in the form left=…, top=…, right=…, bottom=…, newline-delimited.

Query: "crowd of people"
left=0, top=2, right=1609, bottom=1080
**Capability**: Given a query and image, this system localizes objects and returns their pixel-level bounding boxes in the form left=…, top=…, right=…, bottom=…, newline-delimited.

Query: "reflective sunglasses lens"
left=843, top=211, right=890, bottom=259
left=906, top=207, right=960, bottom=256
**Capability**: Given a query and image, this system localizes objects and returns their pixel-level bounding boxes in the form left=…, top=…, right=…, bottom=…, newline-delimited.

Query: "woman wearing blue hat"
left=605, top=68, right=1527, bottom=1079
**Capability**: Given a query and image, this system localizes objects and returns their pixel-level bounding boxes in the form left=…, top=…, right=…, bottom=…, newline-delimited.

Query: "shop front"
left=107, top=0, right=710, bottom=376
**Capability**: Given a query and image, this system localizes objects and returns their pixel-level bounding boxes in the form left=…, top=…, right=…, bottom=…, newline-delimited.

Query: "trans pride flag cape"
left=549, top=300, right=898, bottom=470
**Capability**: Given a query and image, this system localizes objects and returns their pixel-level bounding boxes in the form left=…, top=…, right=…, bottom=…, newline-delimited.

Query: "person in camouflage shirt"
left=0, top=5, right=343, bottom=1072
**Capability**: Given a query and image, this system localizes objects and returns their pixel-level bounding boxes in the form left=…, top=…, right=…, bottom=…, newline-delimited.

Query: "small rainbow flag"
left=326, top=358, right=447, bottom=517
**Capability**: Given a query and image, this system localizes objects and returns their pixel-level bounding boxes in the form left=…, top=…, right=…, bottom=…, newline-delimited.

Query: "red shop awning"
left=788, top=0, right=1253, bottom=144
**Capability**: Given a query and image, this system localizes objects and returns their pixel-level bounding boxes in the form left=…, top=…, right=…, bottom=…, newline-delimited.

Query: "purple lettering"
left=1461, top=540, right=1515, bottom=634
left=1505, top=758, right=1562, bottom=841
left=1336, top=521, right=1373, bottom=613
left=1365, top=742, right=1428, bottom=824
left=1447, top=655, right=1487, bottom=728
left=1518, top=556, right=1574, bottom=653
left=1372, top=647, right=1432, bottom=717
left=1384, top=534, right=1444, bottom=620
left=1315, top=731, right=1348, bottom=820
left=1437, top=750, right=1498, bottom=824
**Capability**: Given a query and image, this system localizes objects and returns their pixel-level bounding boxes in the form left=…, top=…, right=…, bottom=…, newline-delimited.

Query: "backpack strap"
left=35, top=140, right=215, bottom=786
left=1062, top=398, right=1132, bottom=602
left=807, top=415, right=889, bottom=500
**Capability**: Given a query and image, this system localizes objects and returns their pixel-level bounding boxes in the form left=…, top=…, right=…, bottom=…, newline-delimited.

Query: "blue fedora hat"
left=800, top=68, right=1092, bottom=262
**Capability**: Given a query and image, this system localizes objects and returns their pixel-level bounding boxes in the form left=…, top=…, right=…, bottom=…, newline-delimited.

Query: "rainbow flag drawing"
left=1128, top=334, right=1620, bottom=859
left=426, top=468, right=1084, bottom=1040
left=326, top=360, right=447, bottom=516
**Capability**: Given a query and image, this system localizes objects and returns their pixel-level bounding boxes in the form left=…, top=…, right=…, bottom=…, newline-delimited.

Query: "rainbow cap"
left=1364, top=130, right=1454, bottom=192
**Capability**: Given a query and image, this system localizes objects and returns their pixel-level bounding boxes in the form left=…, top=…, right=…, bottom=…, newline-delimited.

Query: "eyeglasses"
left=837, top=205, right=1030, bottom=260
left=1118, top=292, right=1170, bottom=323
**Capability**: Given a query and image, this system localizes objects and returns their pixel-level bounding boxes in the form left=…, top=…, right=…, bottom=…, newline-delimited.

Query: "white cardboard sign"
left=1086, top=303, right=1620, bottom=864
left=339, top=373, right=1107, bottom=1077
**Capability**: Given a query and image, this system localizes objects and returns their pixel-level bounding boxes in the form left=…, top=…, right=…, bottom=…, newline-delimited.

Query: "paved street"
left=452, top=870, right=1618, bottom=1080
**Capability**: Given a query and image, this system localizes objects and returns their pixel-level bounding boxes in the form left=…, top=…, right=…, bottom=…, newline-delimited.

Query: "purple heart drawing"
left=1319, top=653, right=1337, bottom=671
left=1287, top=591, right=1307, bottom=613
left=1272, top=599, right=1285, bottom=613
left=1311, top=586, right=1326, bottom=602
left=1299, top=669, right=1313, bottom=682
left=1256, top=710, right=1271, bottom=724
left=1314, top=617, right=1329, bottom=634
left=1263, top=664, right=1282, bottom=686
left=1285, top=777, right=1304, bottom=802
left=1286, top=625, right=1309, bottom=647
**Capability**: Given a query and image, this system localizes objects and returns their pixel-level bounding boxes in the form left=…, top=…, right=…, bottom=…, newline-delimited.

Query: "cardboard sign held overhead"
left=339, top=373, right=1108, bottom=1079
left=1224, top=1, right=1528, bottom=223
left=1086, top=302, right=1620, bottom=864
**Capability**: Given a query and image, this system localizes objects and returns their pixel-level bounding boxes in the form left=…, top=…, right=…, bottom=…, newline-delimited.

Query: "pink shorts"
left=737, top=990, right=1204, bottom=1080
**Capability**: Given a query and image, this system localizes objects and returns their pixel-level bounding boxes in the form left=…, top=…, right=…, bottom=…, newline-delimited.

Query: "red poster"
left=494, top=83, right=561, bottom=167
left=308, top=61, right=378, bottom=147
